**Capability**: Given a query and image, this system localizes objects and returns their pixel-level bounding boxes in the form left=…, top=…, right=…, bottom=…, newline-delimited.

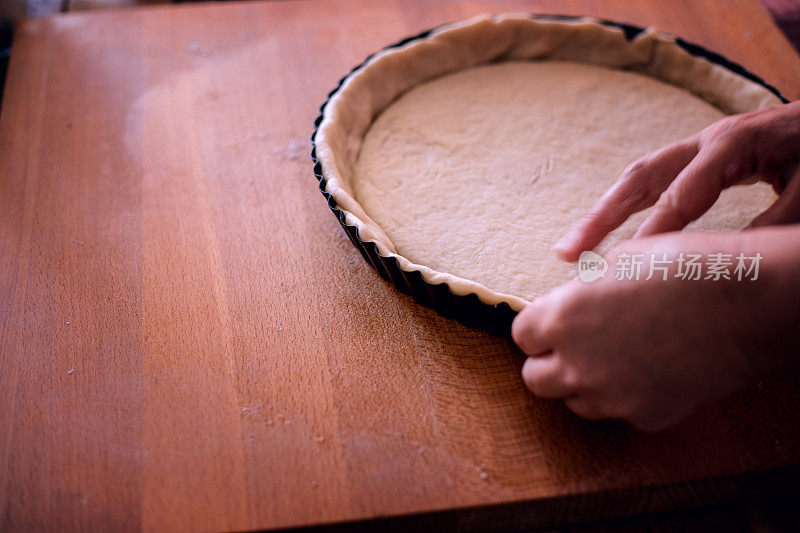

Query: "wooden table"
left=1, top=0, right=799, bottom=530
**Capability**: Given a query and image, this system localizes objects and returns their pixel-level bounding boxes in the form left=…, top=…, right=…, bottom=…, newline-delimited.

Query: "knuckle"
left=608, top=397, right=642, bottom=421
left=654, top=188, right=690, bottom=225
left=623, top=156, right=650, bottom=177
left=536, top=286, right=574, bottom=337
left=618, top=159, right=660, bottom=206
left=703, top=116, right=734, bottom=138
left=702, top=115, right=754, bottom=146
left=542, top=297, right=578, bottom=341
left=586, top=203, right=630, bottom=233
left=628, top=187, right=654, bottom=208
left=552, top=290, right=584, bottom=325
left=538, top=313, right=562, bottom=340
left=560, top=366, right=581, bottom=390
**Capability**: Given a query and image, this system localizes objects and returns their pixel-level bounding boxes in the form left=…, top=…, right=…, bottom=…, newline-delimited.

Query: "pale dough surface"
left=353, top=61, right=776, bottom=300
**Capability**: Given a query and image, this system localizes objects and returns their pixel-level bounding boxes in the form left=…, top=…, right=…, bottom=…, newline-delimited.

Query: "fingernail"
left=553, top=232, right=576, bottom=253
left=552, top=232, right=579, bottom=260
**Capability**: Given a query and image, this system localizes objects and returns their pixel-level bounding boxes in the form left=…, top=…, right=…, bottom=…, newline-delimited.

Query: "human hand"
left=512, top=229, right=800, bottom=431
left=553, top=101, right=800, bottom=263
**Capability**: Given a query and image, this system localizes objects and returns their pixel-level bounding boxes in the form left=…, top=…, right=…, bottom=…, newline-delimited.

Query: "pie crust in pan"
left=310, top=14, right=786, bottom=336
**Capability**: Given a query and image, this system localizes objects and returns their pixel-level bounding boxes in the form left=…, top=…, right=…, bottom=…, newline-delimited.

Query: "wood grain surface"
left=1, top=0, right=799, bottom=530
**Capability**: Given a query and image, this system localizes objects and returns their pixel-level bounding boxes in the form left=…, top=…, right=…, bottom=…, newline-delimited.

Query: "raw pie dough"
left=353, top=61, right=776, bottom=301
left=315, top=15, right=783, bottom=311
